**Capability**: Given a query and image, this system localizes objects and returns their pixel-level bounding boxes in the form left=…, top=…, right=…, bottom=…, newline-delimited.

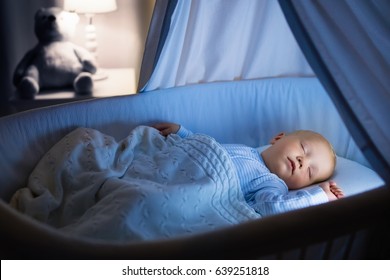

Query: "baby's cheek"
left=285, top=177, right=303, bottom=190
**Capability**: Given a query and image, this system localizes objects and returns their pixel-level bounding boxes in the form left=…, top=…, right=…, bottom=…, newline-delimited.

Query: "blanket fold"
left=11, top=126, right=259, bottom=241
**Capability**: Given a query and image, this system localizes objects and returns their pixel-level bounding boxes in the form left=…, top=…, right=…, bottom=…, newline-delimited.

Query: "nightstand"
left=5, top=68, right=136, bottom=115
left=35, top=67, right=137, bottom=99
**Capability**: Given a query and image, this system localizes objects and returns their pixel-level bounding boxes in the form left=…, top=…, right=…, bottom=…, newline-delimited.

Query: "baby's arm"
left=319, top=181, right=344, bottom=201
left=252, top=182, right=329, bottom=216
left=252, top=181, right=344, bottom=216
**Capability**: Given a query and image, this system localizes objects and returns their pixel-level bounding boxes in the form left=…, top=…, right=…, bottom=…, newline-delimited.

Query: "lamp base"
left=92, top=68, right=109, bottom=81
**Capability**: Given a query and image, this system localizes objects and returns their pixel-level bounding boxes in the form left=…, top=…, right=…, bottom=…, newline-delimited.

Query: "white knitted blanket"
left=10, top=126, right=259, bottom=241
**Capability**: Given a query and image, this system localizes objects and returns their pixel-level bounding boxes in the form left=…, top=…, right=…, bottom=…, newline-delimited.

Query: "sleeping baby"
left=154, top=122, right=344, bottom=216
left=10, top=123, right=345, bottom=241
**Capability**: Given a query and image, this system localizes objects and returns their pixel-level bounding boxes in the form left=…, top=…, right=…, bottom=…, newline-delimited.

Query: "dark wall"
left=0, top=0, right=56, bottom=104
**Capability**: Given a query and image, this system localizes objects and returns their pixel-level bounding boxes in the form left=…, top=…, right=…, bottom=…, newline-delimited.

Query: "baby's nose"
left=297, top=156, right=304, bottom=168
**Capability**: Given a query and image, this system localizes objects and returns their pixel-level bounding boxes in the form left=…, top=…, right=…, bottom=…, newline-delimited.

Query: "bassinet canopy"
left=139, top=0, right=390, bottom=184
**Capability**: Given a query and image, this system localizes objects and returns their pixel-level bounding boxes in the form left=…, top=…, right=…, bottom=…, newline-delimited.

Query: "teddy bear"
left=13, top=7, right=98, bottom=99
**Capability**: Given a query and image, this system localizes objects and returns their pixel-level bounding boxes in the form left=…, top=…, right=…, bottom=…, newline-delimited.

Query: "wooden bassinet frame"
left=1, top=186, right=389, bottom=259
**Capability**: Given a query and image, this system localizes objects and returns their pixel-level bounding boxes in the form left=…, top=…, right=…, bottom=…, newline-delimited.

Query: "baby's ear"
left=270, top=132, right=285, bottom=144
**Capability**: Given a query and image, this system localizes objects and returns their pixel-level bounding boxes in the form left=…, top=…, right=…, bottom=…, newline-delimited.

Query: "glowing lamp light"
left=64, top=0, right=117, bottom=80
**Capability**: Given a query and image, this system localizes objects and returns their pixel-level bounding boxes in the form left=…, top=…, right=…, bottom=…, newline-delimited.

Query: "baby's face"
left=262, top=131, right=334, bottom=189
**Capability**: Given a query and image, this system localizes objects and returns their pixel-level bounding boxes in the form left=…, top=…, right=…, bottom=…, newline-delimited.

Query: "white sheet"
left=10, top=126, right=259, bottom=241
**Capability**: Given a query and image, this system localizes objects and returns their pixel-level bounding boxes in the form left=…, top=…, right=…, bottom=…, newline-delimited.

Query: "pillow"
left=256, top=146, right=384, bottom=196
left=326, top=156, right=384, bottom=196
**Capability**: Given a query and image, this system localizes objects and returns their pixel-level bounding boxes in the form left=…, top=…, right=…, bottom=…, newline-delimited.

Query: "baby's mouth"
left=288, top=157, right=295, bottom=174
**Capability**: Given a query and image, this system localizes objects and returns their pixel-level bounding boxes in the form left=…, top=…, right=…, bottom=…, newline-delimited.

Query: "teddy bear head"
left=34, top=7, right=79, bottom=44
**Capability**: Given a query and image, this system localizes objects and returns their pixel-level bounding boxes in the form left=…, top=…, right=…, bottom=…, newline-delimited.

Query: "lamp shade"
left=64, top=0, right=117, bottom=14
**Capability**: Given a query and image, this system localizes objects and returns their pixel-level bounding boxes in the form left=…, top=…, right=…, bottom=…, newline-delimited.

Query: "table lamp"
left=64, top=0, right=117, bottom=80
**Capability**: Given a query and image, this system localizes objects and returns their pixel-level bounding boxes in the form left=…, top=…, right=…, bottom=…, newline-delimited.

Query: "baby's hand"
left=330, top=181, right=344, bottom=199
left=319, top=181, right=344, bottom=201
left=152, top=122, right=180, bottom=136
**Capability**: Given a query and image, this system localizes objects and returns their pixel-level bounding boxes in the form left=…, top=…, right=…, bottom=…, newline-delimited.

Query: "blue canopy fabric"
left=279, top=0, right=390, bottom=182
left=139, top=0, right=314, bottom=91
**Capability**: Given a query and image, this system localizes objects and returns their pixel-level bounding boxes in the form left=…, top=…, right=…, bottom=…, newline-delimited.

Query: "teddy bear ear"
left=35, top=7, right=46, bottom=20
